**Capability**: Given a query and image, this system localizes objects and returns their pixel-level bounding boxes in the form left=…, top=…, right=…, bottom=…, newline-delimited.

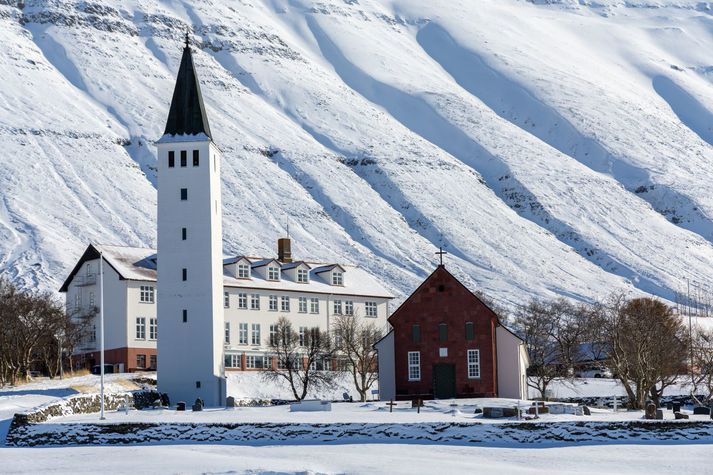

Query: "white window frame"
left=467, top=349, right=481, bottom=379
left=224, top=291, right=230, bottom=308
left=268, top=295, right=278, bottom=311
left=269, top=324, right=278, bottom=346
left=298, top=297, right=308, bottom=313
left=135, top=317, right=146, bottom=340
left=345, top=301, right=354, bottom=316
left=149, top=317, right=157, bottom=340
left=310, top=297, right=319, bottom=314
left=297, top=268, right=309, bottom=283
left=332, top=271, right=343, bottom=286
left=89, top=291, right=95, bottom=307
left=250, top=294, right=260, bottom=310
left=225, top=354, right=240, bottom=368
left=238, top=263, right=250, bottom=279
left=140, top=285, right=155, bottom=303
left=281, top=296, right=290, bottom=312
left=251, top=323, right=261, bottom=345
left=408, top=351, right=421, bottom=381
left=299, top=327, right=306, bottom=347
left=365, top=301, right=377, bottom=318
left=333, top=300, right=342, bottom=315
left=74, top=293, right=81, bottom=311
left=267, top=266, right=280, bottom=281
left=238, top=293, right=248, bottom=309
left=239, top=323, right=248, bottom=345
left=224, top=322, right=230, bottom=345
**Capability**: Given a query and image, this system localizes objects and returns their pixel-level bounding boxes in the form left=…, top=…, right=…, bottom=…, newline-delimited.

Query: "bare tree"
left=604, top=296, right=688, bottom=409
left=333, top=313, right=381, bottom=402
left=262, top=316, right=335, bottom=401
left=691, top=327, right=713, bottom=405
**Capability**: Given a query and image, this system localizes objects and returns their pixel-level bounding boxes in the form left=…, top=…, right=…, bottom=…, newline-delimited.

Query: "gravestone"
left=226, top=396, right=236, bottom=408
left=473, top=407, right=483, bottom=414
left=176, top=401, right=186, bottom=411
left=674, top=411, right=688, bottom=420
left=645, top=403, right=657, bottom=420
left=581, top=405, right=591, bottom=416
left=655, top=409, right=664, bottom=420
left=192, top=398, right=203, bottom=412
left=527, top=406, right=550, bottom=415
left=693, top=406, right=710, bottom=415
left=484, top=407, right=517, bottom=418
left=672, top=403, right=681, bottom=413
left=290, top=399, right=332, bottom=412
left=160, top=393, right=170, bottom=407
left=666, top=403, right=673, bottom=410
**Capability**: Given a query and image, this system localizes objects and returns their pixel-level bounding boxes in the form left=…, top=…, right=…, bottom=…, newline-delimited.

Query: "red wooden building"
left=375, top=265, right=529, bottom=400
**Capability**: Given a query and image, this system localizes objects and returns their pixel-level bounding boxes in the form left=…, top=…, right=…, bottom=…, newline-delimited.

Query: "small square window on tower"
left=193, top=150, right=199, bottom=166
left=180, top=188, right=187, bottom=200
left=180, top=150, right=187, bottom=167
left=168, top=151, right=175, bottom=168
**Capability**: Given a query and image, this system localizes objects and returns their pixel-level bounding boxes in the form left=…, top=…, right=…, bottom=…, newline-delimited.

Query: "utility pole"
left=100, top=250, right=105, bottom=420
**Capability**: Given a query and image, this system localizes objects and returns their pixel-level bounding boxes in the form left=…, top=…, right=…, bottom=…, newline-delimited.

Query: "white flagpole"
left=100, top=250, right=106, bottom=420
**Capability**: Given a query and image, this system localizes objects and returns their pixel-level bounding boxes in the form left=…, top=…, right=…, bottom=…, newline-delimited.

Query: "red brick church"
left=375, top=264, right=529, bottom=400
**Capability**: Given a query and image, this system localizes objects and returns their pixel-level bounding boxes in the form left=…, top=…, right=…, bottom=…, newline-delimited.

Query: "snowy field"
left=2, top=373, right=712, bottom=474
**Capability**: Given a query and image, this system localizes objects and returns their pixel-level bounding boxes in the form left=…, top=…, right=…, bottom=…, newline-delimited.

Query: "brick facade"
left=75, top=347, right=157, bottom=373
left=389, top=266, right=498, bottom=400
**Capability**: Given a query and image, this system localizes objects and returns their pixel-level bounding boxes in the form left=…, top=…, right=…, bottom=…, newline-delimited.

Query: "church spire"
left=163, top=34, right=212, bottom=139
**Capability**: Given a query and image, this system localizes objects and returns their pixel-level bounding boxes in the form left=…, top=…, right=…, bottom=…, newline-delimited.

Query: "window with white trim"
left=299, top=327, right=307, bottom=347
left=269, top=295, right=278, bottom=311
left=74, top=293, right=81, bottom=310
left=238, top=293, right=247, bottom=309
left=149, top=318, right=157, bottom=340
left=281, top=296, right=290, bottom=312
left=89, top=292, right=95, bottom=307
left=332, top=271, right=343, bottom=286
left=89, top=324, right=96, bottom=343
left=267, top=266, right=280, bottom=281
left=239, top=323, right=248, bottom=345
left=408, top=351, right=421, bottom=381
left=224, top=292, right=230, bottom=308
left=365, top=301, right=377, bottom=318
left=298, top=297, right=308, bottom=313
left=310, top=298, right=319, bottom=314
left=140, top=286, right=155, bottom=303
left=225, top=354, right=240, bottom=368
left=135, top=317, right=146, bottom=340
left=246, top=355, right=269, bottom=369
left=333, top=300, right=342, bottom=315
left=269, top=324, right=278, bottom=346
left=224, top=322, right=230, bottom=344
left=251, top=323, right=261, bottom=345
left=467, top=349, right=481, bottom=379
left=345, top=301, right=354, bottom=316
left=297, top=268, right=309, bottom=283
left=238, top=263, right=250, bottom=279
left=250, top=294, right=260, bottom=310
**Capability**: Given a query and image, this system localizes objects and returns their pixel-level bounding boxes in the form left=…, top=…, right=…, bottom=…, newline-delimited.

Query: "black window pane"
left=168, top=151, right=175, bottom=168
left=182, top=268, right=187, bottom=281
left=182, top=309, right=187, bottom=322
left=193, top=150, right=199, bottom=166
left=180, top=188, right=187, bottom=200
left=439, top=323, right=448, bottom=342
left=465, top=322, right=474, bottom=341
left=180, top=150, right=187, bottom=167
left=182, top=227, right=187, bottom=240
left=412, top=324, right=421, bottom=343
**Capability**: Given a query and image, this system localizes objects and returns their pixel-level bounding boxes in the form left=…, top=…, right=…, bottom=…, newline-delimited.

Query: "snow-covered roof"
left=62, top=244, right=393, bottom=299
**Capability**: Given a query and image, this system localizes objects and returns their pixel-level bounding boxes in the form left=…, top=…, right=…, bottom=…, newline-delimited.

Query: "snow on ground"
left=2, top=443, right=711, bottom=475
left=533, top=378, right=696, bottom=400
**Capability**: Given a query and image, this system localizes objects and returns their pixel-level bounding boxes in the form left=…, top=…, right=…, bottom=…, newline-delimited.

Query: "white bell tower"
left=156, top=34, right=225, bottom=407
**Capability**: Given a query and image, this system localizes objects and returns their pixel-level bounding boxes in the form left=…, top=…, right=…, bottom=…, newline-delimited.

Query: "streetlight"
left=99, top=249, right=105, bottom=420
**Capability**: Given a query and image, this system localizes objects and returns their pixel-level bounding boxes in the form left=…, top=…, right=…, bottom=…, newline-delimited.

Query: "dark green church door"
left=433, top=363, right=456, bottom=399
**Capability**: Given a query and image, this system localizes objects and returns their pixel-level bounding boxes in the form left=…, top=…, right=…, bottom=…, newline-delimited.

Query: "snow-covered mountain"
left=2, top=0, right=713, bottom=307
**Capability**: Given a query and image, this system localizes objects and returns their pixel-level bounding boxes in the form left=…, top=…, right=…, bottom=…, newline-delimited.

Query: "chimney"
left=278, top=237, right=292, bottom=263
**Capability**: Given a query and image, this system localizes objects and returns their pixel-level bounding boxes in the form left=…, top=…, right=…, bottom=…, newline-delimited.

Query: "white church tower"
left=156, top=35, right=225, bottom=407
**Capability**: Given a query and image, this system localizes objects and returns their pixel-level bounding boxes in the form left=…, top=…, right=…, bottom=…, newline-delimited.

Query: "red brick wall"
left=75, top=347, right=157, bottom=372
left=389, top=266, right=498, bottom=400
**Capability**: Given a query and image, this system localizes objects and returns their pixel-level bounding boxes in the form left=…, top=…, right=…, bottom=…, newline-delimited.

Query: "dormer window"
left=238, top=263, right=250, bottom=279
left=297, top=268, right=309, bottom=283
left=332, top=271, right=343, bottom=286
left=267, top=266, right=280, bottom=281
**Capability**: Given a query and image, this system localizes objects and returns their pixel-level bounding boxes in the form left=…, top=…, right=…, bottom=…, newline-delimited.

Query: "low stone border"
left=6, top=419, right=713, bottom=447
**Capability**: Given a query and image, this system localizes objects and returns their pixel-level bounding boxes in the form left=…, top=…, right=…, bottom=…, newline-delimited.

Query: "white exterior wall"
left=223, top=288, right=390, bottom=362
left=374, top=331, right=395, bottom=401
left=157, top=138, right=225, bottom=407
left=496, top=326, right=529, bottom=400
left=126, top=281, right=157, bottom=351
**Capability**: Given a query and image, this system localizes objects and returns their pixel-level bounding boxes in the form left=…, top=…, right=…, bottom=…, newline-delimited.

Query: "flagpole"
left=100, top=249, right=106, bottom=420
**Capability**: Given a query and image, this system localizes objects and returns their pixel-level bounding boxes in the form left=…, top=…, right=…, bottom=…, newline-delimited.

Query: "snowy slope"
left=1, top=0, right=713, bottom=307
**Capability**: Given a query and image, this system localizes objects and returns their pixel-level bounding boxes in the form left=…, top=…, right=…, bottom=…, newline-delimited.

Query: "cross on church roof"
left=436, top=246, right=447, bottom=266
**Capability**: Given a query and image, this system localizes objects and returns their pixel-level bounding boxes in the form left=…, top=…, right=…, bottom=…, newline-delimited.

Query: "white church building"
left=60, top=37, right=393, bottom=405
